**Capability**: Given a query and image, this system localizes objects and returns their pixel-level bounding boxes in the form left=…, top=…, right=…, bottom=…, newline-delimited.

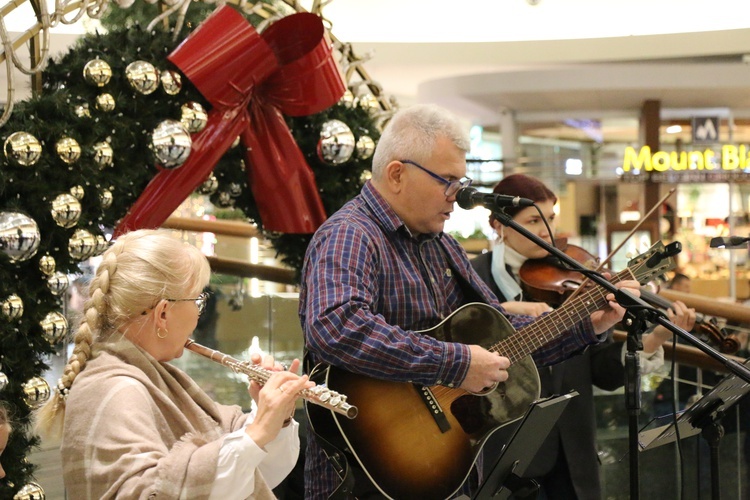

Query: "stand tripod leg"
left=701, top=422, right=725, bottom=500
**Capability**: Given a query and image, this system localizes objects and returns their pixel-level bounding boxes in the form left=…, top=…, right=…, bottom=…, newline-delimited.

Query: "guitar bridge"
left=416, top=385, right=451, bottom=433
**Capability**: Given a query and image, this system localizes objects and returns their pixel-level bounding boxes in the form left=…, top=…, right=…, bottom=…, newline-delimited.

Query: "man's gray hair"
left=371, top=104, right=470, bottom=180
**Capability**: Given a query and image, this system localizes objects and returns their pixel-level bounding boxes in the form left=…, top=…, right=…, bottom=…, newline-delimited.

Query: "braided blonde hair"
left=35, top=229, right=210, bottom=437
left=0, top=401, right=11, bottom=434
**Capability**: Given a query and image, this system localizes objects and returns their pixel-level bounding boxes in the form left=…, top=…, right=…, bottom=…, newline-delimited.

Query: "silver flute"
left=184, top=339, right=358, bottom=419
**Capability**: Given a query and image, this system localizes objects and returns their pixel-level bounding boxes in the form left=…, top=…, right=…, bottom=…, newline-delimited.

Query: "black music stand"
left=638, top=358, right=750, bottom=498
left=473, top=392, right=578, bottom=500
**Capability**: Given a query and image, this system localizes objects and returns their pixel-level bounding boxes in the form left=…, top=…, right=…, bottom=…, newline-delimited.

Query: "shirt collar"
left=361, top=181, right=441, bottom=241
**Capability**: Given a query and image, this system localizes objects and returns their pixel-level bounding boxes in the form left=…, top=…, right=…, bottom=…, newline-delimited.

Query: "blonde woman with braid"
left=36, top=229, right=312, bottom=500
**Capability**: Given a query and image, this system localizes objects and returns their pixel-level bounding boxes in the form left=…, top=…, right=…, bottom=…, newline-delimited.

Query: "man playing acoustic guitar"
left=299, top=104, right=642, bottom=499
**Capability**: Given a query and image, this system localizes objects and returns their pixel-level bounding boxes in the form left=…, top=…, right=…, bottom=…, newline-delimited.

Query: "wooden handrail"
left=162, top=216, right=259, bottom=238
left=658, top=289, right=750, bottom=325
left=613, top=330, right=746, bottom=374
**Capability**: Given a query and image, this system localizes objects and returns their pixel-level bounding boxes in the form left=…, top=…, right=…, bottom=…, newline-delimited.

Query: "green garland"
left=0, top=3, right=378, bottom=495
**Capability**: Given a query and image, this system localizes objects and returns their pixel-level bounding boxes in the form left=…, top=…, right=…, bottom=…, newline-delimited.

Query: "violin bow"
left=563, top=188, right=676, bottom=304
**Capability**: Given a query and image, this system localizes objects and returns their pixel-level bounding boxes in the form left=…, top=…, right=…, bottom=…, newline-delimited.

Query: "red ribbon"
left=114, top=5, right=345, bottom=237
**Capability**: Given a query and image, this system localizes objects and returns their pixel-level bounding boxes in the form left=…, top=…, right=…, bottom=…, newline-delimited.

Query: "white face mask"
left=491, top=237, right=523, bottom=302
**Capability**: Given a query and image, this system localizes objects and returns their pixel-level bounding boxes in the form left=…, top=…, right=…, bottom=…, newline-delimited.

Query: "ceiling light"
left=666, top=125, right=682, bottom=134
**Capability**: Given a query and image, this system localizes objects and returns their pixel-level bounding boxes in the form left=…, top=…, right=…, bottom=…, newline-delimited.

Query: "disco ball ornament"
left=56, top=137, right=82, bottom=164
left=99, top=189, right=113, bottom=209
left=340, top=89, right=355, bottom=108
left=40, top=311, right=68, bottom=344
left=180, top=102, right=208, bottom=133
left=0, top=371, right=8, bottom=391
left=50, top=193, right=82, bottom=228
left=22, top=377, right=51, bottom=407
left=4, top=131, right=42, bottom=167
left=317, top=120, right=355, bottom=165
left=12, top=482, right=46, bottom=500
left=0, top=212, right=40, bottom=262
left=125, top=60, right=160, bottom=95
left=1, top=294, right=23, bottom=320
left=356, top=135, right=375, bottom=160
left=74, top=103, right=91, bottom=118
left=95, top=234, right=109, bottom=255
left=216, top=192, right=234, bottom=207
left=161, top=69, right=182, bottom=95
left=47, top=272, right=70, bottom=296
left=151, top=120, right=192, bottom=169
left=39, top=254, right=56, bottom=275
left=70, top=185, right=85, bottom=200
left=68, top=229, right=96, bottom=260
left=93, top=141, right=114, bottom=169
left=197, top=174, right=218, bottom=195
left=95, top=93, right=116, bottom=112
left=83, top=58, right=112, bottom=87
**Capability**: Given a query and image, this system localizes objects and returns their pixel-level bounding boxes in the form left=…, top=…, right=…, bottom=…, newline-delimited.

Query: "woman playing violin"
left=471, top=173, right=696, bottom=500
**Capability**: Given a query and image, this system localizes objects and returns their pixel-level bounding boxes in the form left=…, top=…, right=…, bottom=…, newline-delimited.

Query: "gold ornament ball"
left=99, top=189, right=113, bottom=209
left=180, top=102, right=208, bottom=134
left=360, top=170, right=373, bottom=184
left=1, top=294, right=23, bottom=320
left=56, top=137, right=82, bottom=164
left=0, top=211, right=41, bottom=262
left=96, top=93, right=116, bottom=112
left=151, top=120, right=192, bottom=169
left=39, top=254, right=56, bottom=276
left=0, top=371, right=8, bottom=391
left=47, top=272, right=70, bottom=297
left=83, top=58, right=112, bottom=87
left=74, top=103, right=91, bottom=118
left=357, top=93, right=380, bottom=112
left=161, top=69, right=182, bottom=95
left=197, top=175, right=218, bottom=195
left=216, top=192, right=234, bottom=207
left=22, top=377, right=51, bottom=407
left=356, top=135, right=376, bottom=160
left=70, top=185, right=85, bottom=200
left=68, top=229, right=96, bottom=260
left=340, top=90, right=355, bottom=108
left=4, top=131, right=42, bottom=167
left=317, top=119, right=355, bottom=165
left=93, top=141, right=114, bottom=169
left=94, top=234, right=109, bottom=255
left=50, top=193, right=82, bottom=229
left=40, top=311, right=68, bottom=344
left=12, top=481, right=46, bottom=500
left=126, top=60, right=160, bottom=95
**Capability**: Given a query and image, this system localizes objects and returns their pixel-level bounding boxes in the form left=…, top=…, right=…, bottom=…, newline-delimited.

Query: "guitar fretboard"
left=492, top=268, right=636, bottom=363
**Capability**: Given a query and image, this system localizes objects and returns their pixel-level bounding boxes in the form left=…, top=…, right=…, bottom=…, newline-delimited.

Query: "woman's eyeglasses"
left=142, top=291, right=210, bottom=316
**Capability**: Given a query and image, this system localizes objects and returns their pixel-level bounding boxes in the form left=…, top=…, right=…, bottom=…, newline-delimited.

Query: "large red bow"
left=114, top=5, right=345, bottom=237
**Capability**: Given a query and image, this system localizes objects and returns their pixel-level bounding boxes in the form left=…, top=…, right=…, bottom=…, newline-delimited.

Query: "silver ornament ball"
left=0, top=212, right=41, bottom=262
left=47, top=272, right=70, bottom=296
left=68, top=229, right=96, bottom=260
left=93, top=141, right=114, bottom=169
left=0, top=371, right=8, bottom=391
left=83, top=58, right=112, bottom=87
left=13, top=482, right=46, bottom=500
left=161, top=69, right=182, bottom=95
left=151, top=120, right=192, bottom=169
left=4, top=132, right=42, bottom=167
left=1, top=294, right=23, bottom=320
left=317, top=120, right=355, bottom=165
left=22, top=377, right=51, bottom=407
left=197, top=175, right=218, bottom=195
left=126, top=60, right=160, bottom=95
left=50, top=193, right=82, bottom=229
left=40, top=311, right=68, bottom=344
left=180, top=102, right=208, bottom=134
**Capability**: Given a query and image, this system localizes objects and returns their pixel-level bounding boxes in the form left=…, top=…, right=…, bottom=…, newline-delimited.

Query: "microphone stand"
left=488, top=207, right=750, bottom=500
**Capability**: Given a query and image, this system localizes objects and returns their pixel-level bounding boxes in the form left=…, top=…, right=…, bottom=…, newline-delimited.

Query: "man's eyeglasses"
left=401, top=159, right=472, bottom=197
left=167, top=292, right=210, bottom=316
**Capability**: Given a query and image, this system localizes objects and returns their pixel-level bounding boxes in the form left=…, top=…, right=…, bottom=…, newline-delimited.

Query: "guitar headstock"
left=627, top=241, right=679, bottom=285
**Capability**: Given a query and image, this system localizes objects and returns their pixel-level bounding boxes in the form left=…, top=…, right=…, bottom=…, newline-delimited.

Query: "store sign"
left=691, top=116, right=720, bottom=144
left=622, top=145, right=750, bottom=172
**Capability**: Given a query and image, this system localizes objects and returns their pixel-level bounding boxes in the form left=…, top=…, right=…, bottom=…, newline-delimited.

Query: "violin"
left=518, top=239, right=741, bottom=354
left=518, top=238, right=600, bottom=307
left=639, top=287, right=741, bottom=355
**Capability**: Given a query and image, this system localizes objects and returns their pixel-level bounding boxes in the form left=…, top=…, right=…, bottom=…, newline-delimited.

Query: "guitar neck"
left=494, top=268, right=635, bottom=363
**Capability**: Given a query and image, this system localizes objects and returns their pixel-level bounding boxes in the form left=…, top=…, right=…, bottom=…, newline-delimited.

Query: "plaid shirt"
left=299, top=181, right=599, bottom=499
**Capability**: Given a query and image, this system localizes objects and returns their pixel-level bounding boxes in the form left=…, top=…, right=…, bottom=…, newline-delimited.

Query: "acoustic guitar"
left=306, top=241, right=676, bottom=499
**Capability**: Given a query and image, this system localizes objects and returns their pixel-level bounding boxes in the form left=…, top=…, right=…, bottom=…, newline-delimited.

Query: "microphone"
left=709, top=236, right=750, bottom=248
left=456, top=187, right=535, bottom=211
